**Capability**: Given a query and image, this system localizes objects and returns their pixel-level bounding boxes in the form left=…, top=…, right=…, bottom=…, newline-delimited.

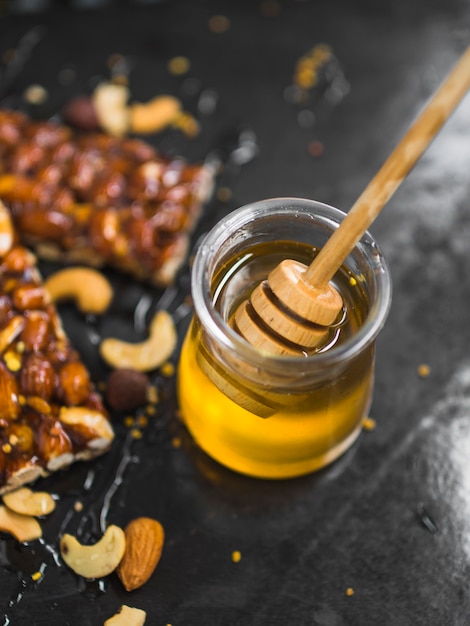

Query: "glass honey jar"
left=177, top=198, right=391, bottom=479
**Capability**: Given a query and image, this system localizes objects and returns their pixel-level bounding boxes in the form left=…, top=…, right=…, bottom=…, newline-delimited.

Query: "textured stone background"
left=1, top=1, right=470, bottom=624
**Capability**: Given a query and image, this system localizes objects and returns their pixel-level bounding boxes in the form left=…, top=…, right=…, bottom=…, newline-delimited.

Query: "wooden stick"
left=303, top=45, right=470, bottom=288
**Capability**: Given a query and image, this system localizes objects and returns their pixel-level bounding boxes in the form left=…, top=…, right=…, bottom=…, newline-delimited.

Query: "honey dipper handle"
left=304, top=45, right=470, bottom=288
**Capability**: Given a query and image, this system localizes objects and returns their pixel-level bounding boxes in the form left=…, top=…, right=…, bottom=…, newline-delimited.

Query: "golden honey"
left=177, top=199, right=391, bottom=479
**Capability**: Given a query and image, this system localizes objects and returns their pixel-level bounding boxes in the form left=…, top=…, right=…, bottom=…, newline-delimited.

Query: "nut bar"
left=0, top=201, right=113, bottom=495
left=0, top=109, right=215, bottom=286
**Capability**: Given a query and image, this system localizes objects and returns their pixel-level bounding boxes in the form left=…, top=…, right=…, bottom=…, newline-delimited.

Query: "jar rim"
left=191, top=197, right=392, bottom=372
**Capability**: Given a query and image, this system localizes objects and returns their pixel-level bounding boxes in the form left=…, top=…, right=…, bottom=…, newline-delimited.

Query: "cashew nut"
left=104, top=606, right=146, bottom=626
left=2, top=487, right=56, bottom=517
left=44, top=267, right=113, bottom=314
left=99, top=310, right=177, bottom=372
left=129, top=95, right=181, bottom=134
left=0, top=200, right=14, bottom=257
left=0, top=504, right=42, bottom=542
left=60, top=524, right=126, bottom=579
left=93, top=82, right=130, bottom=138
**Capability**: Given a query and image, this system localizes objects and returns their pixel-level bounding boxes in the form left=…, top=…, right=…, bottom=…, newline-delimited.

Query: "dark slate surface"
left=1, top=1, right=470, bottom=624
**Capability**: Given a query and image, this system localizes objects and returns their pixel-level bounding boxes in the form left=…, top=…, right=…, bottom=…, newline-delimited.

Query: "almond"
left=117, top=517, right=164, bottom=591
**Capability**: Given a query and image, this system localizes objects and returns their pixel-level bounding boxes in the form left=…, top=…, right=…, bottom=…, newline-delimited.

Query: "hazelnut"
left=62, top=96, right=100, bottom=131
left=106, top=368, right=149, bottom=412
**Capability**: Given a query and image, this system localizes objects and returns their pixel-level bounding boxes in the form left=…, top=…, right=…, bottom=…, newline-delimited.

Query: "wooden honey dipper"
left=234, top=46, right=470, bottom=356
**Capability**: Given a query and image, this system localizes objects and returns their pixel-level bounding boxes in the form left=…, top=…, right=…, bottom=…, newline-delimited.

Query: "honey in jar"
left=177, top=198, right=391, bottom=479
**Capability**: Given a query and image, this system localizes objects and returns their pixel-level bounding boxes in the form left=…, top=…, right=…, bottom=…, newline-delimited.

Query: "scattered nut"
left=100, top=310, right=177, bottom=372
left=0, top=504, right=42, bottom=542
left=104, top=605, right=146, bottom=626
left=117, top=517, right=164, bottom=592
left=106, top=368, right=149, bottom=412
left=67, top=81, right=191, bottom=139
left=63, top=95, right=100, bottom=131
left=129, top=95, right=181, bottom=134
left=92, top=82, right=130, bottom=137
left=60, top=524, right=126, bottom=579
left=2, top=487, right=56, bottom=517
left=44, top=267, right=113, bottom=314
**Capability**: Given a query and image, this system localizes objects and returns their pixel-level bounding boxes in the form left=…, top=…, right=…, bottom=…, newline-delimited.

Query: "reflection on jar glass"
left=177, top=198, right=391, bottom=479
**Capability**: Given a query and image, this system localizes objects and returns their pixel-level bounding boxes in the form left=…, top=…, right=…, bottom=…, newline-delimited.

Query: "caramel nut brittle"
left=0, top=108, right=215, bottom=286
left=0, top=236, right=113, bottom=495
